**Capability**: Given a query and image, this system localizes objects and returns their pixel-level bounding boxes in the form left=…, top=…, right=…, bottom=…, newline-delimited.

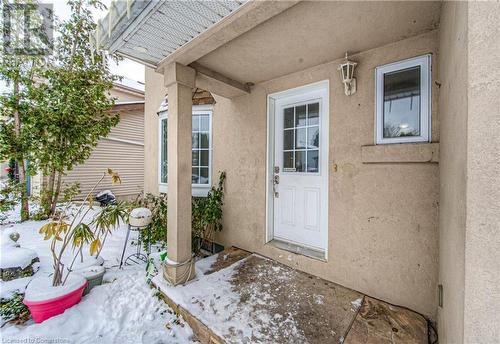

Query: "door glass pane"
left=295, top=105, right=307, bottom=126
left=295, top=150, right=306, bottom=172
left=383, top=66, right=421, bottom=138
left=283, top=151, right=294, bottom=170
left=284, top=107, right=294, bottom=129
left=307, top=103, right=319, bottom=125
left=281, top=101, right=321, bottom=174
left=200, top=150, right=209, bottom=167
left=200, top=115, right=210, bottom=131
left=307, top=150, right=319, bottom=172
left=284, top=129, right=294, bottom=150
left=307, top=126, right=319, bottom=149
left=295, top=128, right=306, bottom=149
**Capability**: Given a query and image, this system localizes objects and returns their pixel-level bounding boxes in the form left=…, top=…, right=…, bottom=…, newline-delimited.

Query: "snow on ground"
left=151, top=256, right=297, bottom=343
left=3, top=267, right=195, bottom=344
left=0, top=202, right=40, bottom=225
left=0, top=246, right=38, bottom=270
left=0, top=205, right=196, bottom=343
left=0, top=277, right=32, bottom=300
left=153, top=260, right=246, bottom=341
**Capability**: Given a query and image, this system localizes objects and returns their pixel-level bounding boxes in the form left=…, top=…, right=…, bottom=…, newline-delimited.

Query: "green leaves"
left=72, top=223, right=94, bottom=248
left=0, top=293, right=30, bottom=323
left=92, top=201, right=129, bottom=235
left=135, top=171, right=227, bottom=253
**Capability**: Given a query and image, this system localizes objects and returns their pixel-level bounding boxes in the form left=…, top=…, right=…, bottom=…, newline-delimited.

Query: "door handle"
left=273, top=166, right=279, bottom=198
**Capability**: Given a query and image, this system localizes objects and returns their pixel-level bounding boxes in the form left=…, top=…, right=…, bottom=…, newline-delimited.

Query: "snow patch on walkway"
left=153, top=259, right=248, bottom=341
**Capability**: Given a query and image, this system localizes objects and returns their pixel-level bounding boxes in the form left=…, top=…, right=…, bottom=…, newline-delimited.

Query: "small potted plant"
left=23, top=169, right=126, bottom=323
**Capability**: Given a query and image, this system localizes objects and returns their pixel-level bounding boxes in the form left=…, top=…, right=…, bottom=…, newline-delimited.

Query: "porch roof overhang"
left=98, top=1, right=441, bottom=97
left=97, top=0, right=299, bottom=97
left=97, top=0, right=247, bottom=67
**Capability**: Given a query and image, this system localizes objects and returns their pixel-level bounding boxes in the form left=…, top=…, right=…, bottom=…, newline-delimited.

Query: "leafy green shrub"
left=0, top=180, right=21, bottom=214
left=135, top=171, right=226, bottom=253
left=136, top=193, right=168, bottom=251
left=0, top=293, right=30, bottom=324
left=192, top=171, right=226, bottom=253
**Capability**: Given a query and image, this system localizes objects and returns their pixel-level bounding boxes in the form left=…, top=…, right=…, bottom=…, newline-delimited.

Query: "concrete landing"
left=152, top=247, right=428, bottom=344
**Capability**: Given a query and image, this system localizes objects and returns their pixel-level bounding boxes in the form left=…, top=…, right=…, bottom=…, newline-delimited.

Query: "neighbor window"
left=375, top=54, right=431, bottom=144
left=158, top=104, right=212, bottom=196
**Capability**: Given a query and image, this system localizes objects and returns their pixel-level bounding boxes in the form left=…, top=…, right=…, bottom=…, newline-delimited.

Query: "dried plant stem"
left=53, top=173, right=106, bottom=286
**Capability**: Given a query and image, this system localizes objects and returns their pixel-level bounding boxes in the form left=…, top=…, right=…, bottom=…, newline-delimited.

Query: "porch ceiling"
left=197, top=1, right=442, bottom=84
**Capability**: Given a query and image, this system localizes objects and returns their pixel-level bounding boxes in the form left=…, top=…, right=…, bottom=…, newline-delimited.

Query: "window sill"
left=361, top=142, right=439, bottom=164
left=159, top=184, right=211, bottom=197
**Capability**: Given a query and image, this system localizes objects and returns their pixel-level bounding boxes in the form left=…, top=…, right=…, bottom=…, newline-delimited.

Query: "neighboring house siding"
left=108, top=111, right=144, bottom=143
left=63, top=109, right=144, bottom=199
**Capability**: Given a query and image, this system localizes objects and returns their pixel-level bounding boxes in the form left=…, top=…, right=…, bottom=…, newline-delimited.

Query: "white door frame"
left=266, top=80, right=329, bottom=258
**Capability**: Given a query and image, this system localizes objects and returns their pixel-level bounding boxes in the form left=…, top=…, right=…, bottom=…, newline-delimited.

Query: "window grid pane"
left=161, top=114, right=211, bottom=186
left=282, top=102, right=320, bottom=173
left=161, top=118, right=168, bottom=184
left=191, top=114, right=210, bottom=185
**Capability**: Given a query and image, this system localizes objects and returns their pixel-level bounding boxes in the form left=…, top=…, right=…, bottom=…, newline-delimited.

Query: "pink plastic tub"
left=23, top=280, right=88, bottom=323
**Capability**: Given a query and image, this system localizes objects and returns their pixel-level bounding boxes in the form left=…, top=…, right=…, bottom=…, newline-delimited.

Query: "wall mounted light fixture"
left=338, top=52, right=357, bottom=96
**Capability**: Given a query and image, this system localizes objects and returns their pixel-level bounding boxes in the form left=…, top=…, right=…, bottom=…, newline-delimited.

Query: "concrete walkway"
left=152, top=247, right=429, bottom=344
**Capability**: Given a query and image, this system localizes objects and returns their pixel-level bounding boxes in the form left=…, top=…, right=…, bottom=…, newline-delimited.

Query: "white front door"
left=269, top=82, right=329, bottom=252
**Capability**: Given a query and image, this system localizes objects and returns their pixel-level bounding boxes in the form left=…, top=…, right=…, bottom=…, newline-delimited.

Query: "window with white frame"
left=158, top=104, right=212, bottom=196
left=375, top=54, right=431, bottom=144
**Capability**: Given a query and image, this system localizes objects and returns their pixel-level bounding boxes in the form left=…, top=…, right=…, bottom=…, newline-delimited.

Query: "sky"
left=0, top=0, right=145, bottom=91
left=50, top=0, right=145, bottom=83
left=0, top=0, right=145, bottom=94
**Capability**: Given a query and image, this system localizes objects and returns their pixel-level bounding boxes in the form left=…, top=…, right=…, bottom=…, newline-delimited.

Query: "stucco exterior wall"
left=438, top=3, right=500, bottom=341
left=464, top=2, right=500, bottom=341
left=437, top=2, right=468, bottom=342
left=144, top=67, right=167, bottom=195
left=208, top=31, right=440, bottom=318
left=143, top=33, right=440, bottom=318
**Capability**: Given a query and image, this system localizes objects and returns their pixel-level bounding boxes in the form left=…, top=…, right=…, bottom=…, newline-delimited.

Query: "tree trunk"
left=49, top=172, right=63, bottom=217
left=43, top=169, right=56, bottom=216
left=13, top=76, right=29, bottom=221
left=17, top=160, right=29, bottom=221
